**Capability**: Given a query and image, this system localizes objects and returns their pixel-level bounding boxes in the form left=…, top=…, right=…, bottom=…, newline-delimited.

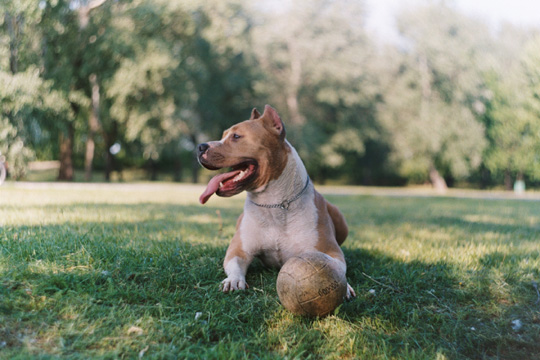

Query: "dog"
left=197, top=105, right=356, bottom=299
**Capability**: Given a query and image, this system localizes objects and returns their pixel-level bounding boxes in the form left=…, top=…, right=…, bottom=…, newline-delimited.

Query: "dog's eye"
left=232, top=133, right=242, bottom=140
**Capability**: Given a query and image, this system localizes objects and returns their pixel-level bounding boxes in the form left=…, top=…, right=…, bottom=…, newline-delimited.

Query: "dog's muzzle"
left=198, top=143, right=210, bottom=157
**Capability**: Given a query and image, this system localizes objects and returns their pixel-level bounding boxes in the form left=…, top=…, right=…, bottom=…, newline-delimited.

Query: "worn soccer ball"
left=276, top=252, right=347, bottom=317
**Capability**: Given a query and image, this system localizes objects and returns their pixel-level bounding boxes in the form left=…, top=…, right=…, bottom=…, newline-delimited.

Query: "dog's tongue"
left=199, top=170, right=241, bottom=204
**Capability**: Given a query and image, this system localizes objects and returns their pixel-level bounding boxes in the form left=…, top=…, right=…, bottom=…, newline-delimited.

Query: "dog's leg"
left=346, top=283, right=356, bottom=300
left=316, top=248, right=356, bottom=300
left=221, top=214, right=253, bottom=292
left=329, top=255, right=356, bottom=301
left=222, top=252, right=252, bottom=292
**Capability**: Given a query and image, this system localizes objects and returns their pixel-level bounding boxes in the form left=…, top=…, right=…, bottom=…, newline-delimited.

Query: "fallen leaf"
left=139, top=345, right=149, bottom=358
left=127, top=326, right=143, bottom=336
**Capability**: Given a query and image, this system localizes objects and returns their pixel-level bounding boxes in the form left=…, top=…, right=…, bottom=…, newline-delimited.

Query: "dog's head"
left=197, top=105, right=289, bottom=204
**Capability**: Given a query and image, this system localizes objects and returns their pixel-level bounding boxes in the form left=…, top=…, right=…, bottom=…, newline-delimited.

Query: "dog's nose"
left=198, top=143, right=210, bottom=155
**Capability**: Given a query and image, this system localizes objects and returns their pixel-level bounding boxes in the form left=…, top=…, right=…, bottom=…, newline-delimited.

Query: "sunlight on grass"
left=1, top=184, right=539, bottom=358
left=463, top=214, right=520, bottom=226
left=185, top=214, right=221, bottom=225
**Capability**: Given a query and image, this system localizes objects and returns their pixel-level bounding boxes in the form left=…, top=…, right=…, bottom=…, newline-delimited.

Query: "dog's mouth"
left=199, top=160, right=258, bottom=204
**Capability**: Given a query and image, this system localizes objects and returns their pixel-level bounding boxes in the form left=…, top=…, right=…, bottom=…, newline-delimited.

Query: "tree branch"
left=79, top=0, right=108, bottom=29
left=88, top=0, right=107, bottom=11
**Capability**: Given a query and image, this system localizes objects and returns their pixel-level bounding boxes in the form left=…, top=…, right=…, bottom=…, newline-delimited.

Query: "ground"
left=1, top=182, right=539, bottom=359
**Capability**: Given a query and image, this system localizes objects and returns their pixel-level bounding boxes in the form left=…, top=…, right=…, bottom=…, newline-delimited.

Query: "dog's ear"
left=250, top=108, right=261, bottom=120
left=262, top=104, right=286, bottom=140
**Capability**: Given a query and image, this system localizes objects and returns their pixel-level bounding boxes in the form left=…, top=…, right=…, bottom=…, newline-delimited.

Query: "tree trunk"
left=191, top=134, right=199, bottom=183
left=420, top=56, right=447, bottom=194
left=429, top=165, right=447, bottom=192
left=104, top=152, right=112, bottom=182
left=5, top=13, right=19, bottom=75
left=504, top=170, right=513, bottom=191
left=104, top=121, right=119, bottom=181
left=479, top=165, right=490, bottom=189
left=84, top=135, right=96, bottom=181
left=58, top=123, right=75, bottom=181
left=148, top=159, right=158, bottom=181
left=84, top=73, right=101, bottom=181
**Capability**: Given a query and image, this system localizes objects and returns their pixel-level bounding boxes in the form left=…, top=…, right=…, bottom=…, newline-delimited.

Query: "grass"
left=1, top=183, right=539, bottom=359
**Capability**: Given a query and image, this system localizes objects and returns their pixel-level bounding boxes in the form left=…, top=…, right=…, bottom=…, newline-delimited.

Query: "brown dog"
left=197, top=105, right=355, bottom=299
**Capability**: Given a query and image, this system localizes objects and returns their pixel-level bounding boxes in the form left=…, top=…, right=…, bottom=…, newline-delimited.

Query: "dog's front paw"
left=221, top=277, right=249, bottom=293
left=346, top=283, right=356, bottom=301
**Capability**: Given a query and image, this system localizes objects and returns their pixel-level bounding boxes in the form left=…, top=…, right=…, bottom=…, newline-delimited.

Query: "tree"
left=38, top=0, right=88, bottom=180
left=108, top=0, right=257, bottom=182
left=378, top=4, right=490, bottom=190
left=484, top=34, right=540, bottom=188
left=521, top=36, right=540, bottom=181
left=0, top=1, right=74, bottom=179
left=251, top=0, right=382, bottom=183
left=0, top=69, right=72, bottom=179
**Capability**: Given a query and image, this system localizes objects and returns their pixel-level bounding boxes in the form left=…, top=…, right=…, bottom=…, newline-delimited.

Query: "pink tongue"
left=199, top=170, right=241, bottom=204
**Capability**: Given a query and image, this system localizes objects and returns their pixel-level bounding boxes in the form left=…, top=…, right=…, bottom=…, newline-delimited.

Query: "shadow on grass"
left=1, top=200, right=539, bottom=358
left=343, top=247, right=539, bottom=359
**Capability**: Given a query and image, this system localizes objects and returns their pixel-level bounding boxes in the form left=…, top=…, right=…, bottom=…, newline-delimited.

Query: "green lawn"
left=1, top=183, right=539, bottom=359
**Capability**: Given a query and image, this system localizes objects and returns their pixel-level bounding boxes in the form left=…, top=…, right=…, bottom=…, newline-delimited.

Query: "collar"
left=249, top=176, right=310, bottom=210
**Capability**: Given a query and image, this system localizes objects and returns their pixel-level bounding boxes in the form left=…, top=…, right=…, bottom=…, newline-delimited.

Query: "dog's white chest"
left=239, top=191, right=319, bottom=268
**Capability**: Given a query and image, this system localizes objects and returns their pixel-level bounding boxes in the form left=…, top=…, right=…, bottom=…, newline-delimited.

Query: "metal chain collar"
left=249, top=176, right=311, bottom=210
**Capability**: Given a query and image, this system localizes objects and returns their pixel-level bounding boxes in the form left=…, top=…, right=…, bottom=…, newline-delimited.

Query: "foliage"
left=483, top=33, right=540, bottom=183
left=519, top=36, right=540, bottom=179
left=1, top=184, right=539, bottom=358
left=0, top=68, right=72, bottom=178
left=106, top=0, right=257, bottom=180
left=252, top=0, right=382, bottom=183
left=0, top=0, right=539, bottom=188
left=378, top=4, right=490, bottom=187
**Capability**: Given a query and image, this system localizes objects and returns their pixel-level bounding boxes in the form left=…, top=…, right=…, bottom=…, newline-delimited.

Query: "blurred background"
left=1, top=0, right=539, bottom=191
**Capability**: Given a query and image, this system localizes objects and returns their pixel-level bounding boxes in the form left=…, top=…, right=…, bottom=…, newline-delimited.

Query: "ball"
left=276, top=252, right=347, bottom=317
